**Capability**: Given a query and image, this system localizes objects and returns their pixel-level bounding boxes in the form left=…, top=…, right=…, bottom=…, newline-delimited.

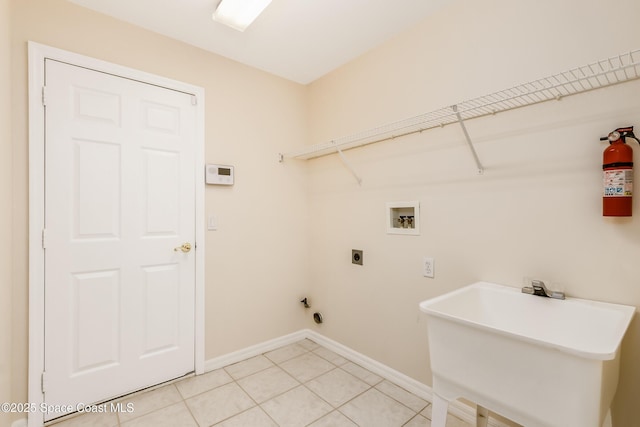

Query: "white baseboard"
left=204, top=329, right=512, bottom=427
left=303, top=330, right=511, bottom=427
left=303, top=330, right=433, bottom=401
left=204, top=330, right=307, bottom=372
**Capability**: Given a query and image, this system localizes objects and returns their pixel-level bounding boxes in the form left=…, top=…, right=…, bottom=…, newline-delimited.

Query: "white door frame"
left=28, top=42, right=206, bottom=427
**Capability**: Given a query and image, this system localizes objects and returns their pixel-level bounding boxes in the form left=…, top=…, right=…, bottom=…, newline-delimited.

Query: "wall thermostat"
left=206, top=164, right=234, bottom=185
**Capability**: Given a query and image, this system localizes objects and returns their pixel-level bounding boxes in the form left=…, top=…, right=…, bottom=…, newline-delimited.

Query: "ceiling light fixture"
left=212, top=0, right=272, bottom=32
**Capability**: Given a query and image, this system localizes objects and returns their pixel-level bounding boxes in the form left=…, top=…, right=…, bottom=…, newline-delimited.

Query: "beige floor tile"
left=54, top=341, right=471, bottom=427
left=305, top=368, right=370, bottom=407
left=313, top=346, right=349, bottom=366
left=237, top=365, right=299, bottom=403
left=375, top=380, right=428, bottom=412
left=175, top=368, right=233, bottom=399
left=404, top=414, right=432, bottom=427
left=264, top=343, right=308, bottom=364
left=117, top=384, right=182, bottom=423
left=120, top=402, right=196, bottom=427
left=213, top=406, right=278, bottom=427
left=279, top=352, right=335, bottom=382
left=297, top=339, right=321, bottom=351
left=186, top=382, right=255, bottom=426
left=261, top=385, right=332, bottom=427
left=340, top=361, right=383, bottom=386
left=49, top=410, right=118, bottom=427
left=224, top=355, right=274, bottom=380
left=339, top=388, right=416, bottom=427
left=307, top=410, right=358, bottom=427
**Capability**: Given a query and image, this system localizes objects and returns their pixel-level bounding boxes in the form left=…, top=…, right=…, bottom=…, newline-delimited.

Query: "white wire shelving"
left=279, top=49, right=640, bottom=180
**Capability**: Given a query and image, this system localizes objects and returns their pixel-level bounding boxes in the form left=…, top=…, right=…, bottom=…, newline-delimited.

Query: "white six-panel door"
left=43, top=59, right=196, bottom=421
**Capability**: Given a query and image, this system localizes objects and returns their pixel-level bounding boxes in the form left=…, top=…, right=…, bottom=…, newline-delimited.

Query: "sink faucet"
left=522, top=279, right=565, bottom=300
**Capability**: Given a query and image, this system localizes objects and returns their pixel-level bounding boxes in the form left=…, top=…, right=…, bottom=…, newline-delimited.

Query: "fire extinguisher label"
left=603, top=169, right=633, bottom=197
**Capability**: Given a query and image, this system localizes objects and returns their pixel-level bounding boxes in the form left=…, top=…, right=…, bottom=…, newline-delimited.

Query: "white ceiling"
left=66, top=0, right=452, bottom=84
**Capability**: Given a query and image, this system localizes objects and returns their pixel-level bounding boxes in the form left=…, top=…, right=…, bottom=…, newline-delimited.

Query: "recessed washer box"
left=386, top=201, right=420, bottom=235
left=206, top=164, right=234, bottom=185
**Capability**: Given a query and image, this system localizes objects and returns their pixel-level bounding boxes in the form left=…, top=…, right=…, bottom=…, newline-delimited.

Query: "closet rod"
left=280, top=48, right=640, bottom=162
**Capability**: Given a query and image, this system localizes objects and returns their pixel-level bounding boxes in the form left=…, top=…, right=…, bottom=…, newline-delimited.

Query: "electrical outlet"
left=352, top=249, right=363, bottom=265
left=423, top=257, right=434, bottom=278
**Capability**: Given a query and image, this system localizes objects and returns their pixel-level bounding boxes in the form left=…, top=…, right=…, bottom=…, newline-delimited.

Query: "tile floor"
left=50, top=339, right=472, bottom=427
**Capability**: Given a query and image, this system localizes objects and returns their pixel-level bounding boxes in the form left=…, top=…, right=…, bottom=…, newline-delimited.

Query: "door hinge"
left=42, top=229, right=47, bottom=249
left=191, top=95, right=197, bottom=106
left=42, top=86, right=47, bottom=106
left=41, top=371, right=47, bottom=393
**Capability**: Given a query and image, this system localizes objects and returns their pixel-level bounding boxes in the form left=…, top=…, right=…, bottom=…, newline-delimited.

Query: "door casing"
left=27, top=42, right=206, bottom=427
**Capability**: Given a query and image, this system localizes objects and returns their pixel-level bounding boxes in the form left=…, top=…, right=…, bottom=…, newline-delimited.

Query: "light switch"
left=208, top=215, right=218, bottom=231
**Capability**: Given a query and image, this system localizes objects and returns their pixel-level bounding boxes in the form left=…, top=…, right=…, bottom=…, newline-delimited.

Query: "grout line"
left=262, top=340, right=369, bottom=427
left=372, top=379, right=431, bottom=414
left=401, top=412, right=427, bottom=427
left=56, top=337, right=475, bottom=427
left=178, top=390, right=200, bottom=427
left=210, top=341, right=318, bottom=426
left=293, top=342, right=426, bottom=427
left=222, top=360, right=274, bottom=382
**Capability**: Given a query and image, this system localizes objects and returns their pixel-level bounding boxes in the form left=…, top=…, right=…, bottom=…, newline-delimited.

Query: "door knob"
left=174, top=243, right=192, bottom=253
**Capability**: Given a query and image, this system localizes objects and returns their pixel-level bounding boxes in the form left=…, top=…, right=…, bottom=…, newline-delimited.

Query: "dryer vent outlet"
left=352, top=249, right=363, bottom=265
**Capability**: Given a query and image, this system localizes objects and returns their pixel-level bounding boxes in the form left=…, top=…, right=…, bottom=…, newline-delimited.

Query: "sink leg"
left=431, top=393, right=449, bottom=427
left=602, top=409, right=612, bottom=427
left=476, top=405, right=489, bottom=427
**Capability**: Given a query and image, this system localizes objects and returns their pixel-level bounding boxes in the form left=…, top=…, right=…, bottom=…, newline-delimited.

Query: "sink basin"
left=419, top=282, right=635, bottom=427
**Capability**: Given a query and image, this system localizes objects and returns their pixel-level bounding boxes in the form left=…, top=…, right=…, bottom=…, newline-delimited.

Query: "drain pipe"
left=300, top=297, right=323, bottom=324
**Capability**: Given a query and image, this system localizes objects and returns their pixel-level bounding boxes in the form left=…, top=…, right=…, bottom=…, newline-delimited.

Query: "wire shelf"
left=282, top=49, right=640, bottom=161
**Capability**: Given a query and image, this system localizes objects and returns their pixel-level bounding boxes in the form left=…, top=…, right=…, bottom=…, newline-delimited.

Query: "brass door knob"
left=174, top=243, right=192, bottom=253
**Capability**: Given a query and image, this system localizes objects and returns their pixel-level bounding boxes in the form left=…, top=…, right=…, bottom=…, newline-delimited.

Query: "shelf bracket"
left=335, top=145, right=362, bottom=185
left=452, top=105, right=484, bottom=174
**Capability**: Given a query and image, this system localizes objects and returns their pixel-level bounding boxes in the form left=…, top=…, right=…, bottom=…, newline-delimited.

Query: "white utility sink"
left=419, top=282, right=635, bottom=427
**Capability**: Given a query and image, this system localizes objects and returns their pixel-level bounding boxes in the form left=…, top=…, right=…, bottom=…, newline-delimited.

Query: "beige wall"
left=1, top=0, right=13, bottom=426
left=8, top=0, right=310, bottom=418
left=306, top=0, right=640, bottom=425
left=6, top=0, right=640, bottom=425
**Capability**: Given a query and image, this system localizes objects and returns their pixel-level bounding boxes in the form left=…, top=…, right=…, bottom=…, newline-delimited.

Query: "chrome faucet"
left=522, top=279, right=565, bottom=300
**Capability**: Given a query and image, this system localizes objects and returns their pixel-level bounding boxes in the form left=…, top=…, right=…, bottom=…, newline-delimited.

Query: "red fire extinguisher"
left=601, top=126, right=639, bottom=216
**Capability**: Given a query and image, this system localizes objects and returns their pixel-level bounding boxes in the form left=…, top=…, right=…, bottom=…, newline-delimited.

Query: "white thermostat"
left=206, top=164, right=234, bottom=185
